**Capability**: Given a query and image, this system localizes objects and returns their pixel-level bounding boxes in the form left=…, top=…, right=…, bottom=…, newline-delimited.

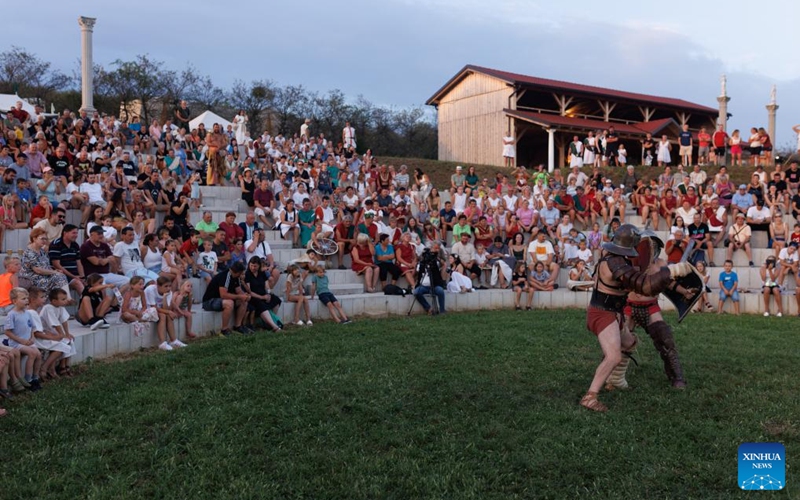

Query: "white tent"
left=0, top=94, right=37, bottom=113
left=188, top=110, right=232, bottom=131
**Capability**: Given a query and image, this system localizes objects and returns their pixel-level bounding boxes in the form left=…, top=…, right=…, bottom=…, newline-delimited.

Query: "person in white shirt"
left=79, top=173, right=107, bottom=225
left=244, top=229, right=281, bottom=287
left=675, top=201, right=697, bottom=225
left=113, top=227, right=160, bottom=282
left=745, top=199, right=772, bottom=230
left=196, top=239, right=218, bottom=284
left=777, top=243, right=799, bottom=287
left=342, top=121, right=356, bottom=149
left=144, top=277, right=185, bottom=351
left=451, top=186, right=468, bottom=214
left=526, top=231, right=560, bottom=283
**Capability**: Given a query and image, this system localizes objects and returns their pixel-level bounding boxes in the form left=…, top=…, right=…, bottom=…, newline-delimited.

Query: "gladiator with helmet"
left=605, top=227, right=694, bottom=392
left=582, top=223, right=694, bottom=412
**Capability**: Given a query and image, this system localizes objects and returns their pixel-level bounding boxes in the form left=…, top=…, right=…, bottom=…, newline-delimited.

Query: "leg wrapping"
left=646, top=320, right=686, bottom=386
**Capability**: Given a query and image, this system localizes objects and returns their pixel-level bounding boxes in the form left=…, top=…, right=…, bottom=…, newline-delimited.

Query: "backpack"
left=383, top=284, right=408, bottom=296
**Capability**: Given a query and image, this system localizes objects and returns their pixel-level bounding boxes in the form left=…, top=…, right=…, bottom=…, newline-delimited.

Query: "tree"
left=228, top=79, right=277, bottom=137
left=273, top=84, right=310, bottom=136
left=189, top=74, right=227, bottom=112
left=0, top=46, right=70, bottom=104
left=98, top=55, right=166, bottom=124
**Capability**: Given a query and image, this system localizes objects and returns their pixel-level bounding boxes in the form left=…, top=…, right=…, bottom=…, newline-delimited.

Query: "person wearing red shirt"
left=218, top=212, right=244, bottom=250
left=697, top=127, right=711, bottom=166
left=179, top=230, right=200, bottom=275
left=711, top=125, right=729, bottom=166
left=664, top=229, right=690, bottom=263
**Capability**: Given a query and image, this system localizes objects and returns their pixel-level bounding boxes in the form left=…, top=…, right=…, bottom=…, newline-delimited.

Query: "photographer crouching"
left=414, top=243, right=447, bottom=315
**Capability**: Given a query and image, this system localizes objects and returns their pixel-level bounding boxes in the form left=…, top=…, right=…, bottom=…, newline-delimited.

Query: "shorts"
left=698, top=146, right=710, bottom=156
left=202, top=298, right=224, bottom=311
left=126, top=268, right=160, bottom=284
left=714, top=147, right=726, bottom=157
left=586, top=306, right=621, bottom=336
left=198, top=270, right=213, bottom=280
left=318, top=292, right=338, bottom=305
left=679, top=145, right=692, bottom=157
left=719, top=289, right=739, bottom=302
left=101, top=273, right=130, bottom=288
left=750, top=146, right=763, bottom=156
left=248, top=294, right=281, bottom=314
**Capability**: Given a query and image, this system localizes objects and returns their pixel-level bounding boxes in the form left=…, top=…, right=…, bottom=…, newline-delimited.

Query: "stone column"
left=547, top=128, right=555, bottom=173
left=78, top=16, right=97, bottom=114
left=717, top=75, right=730, bottom=131
left=767, top=85, right=778, bottom=163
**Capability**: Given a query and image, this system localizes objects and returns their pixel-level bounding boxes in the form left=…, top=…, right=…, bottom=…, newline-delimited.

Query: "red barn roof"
left=504, top=110, right=678, bottom=137
left=428, top=65, right=717, bottom=114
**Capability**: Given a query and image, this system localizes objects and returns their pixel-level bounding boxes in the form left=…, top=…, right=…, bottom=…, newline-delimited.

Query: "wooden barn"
left=426, top=65, right=719, bottom=170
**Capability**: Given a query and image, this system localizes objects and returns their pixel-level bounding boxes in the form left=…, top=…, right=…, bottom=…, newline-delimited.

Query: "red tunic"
left=351, top=244, right=374, bottom=273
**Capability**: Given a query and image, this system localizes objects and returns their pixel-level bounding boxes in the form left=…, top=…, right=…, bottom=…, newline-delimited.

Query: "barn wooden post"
left=547, top=128, right=555, bottom=173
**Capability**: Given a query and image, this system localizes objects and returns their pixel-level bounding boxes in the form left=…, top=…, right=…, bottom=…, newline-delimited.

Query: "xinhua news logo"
left=738, top=442, right=785, bottom=491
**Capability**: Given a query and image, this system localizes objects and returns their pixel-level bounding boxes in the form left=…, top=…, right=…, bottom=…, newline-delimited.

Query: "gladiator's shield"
left=664, top=250, right=704, bottom=323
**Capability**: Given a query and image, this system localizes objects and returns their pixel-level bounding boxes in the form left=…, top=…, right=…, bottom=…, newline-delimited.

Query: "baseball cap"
left=739, top=184, right=747, bottom=189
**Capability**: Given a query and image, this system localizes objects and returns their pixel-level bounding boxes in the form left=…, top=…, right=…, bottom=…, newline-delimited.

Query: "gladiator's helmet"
left=634, top=227, right=665, bottom=269
left=601, top=223, right=640, bottom=257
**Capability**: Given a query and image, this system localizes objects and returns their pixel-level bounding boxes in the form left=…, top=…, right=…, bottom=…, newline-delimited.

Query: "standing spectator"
left=657, top=135, right=672, bottom=166
left=174, top=101, right=191, bottom=135
left=696, top=127, right=711, bottom=166
left=502, top=134, right=515, bottom=168
left=712, top=124, right=729, bottom=166
left=342, top=121, right=357, bottom=150
left=678, top=124, right=693, bottom=167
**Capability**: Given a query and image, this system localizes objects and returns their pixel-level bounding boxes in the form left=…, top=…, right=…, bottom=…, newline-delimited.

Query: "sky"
left=7, top=0, right=800, bottom=147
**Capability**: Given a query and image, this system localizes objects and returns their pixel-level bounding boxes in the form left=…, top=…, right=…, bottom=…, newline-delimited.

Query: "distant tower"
left=717, top=75, right=730, bottom=131
left=766, top=85, right=778, bottom=156
left=78, top=16, right=97, bottom=114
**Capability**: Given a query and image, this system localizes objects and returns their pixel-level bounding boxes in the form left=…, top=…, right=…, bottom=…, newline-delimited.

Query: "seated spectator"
left=37, top=288, right=76, bottom=378
left=77, top=274, right=114, bottom=330
left=4, top=287, right=43, bottom=392
left=451, top=233, right=485, bottom=288
left=726, top=213, right=754, bottom=267
left=375, top=234, right=402, bottom=289
left=703, top=198, right=728, bottom=247
left=145, top=276, right=186, bottom=351
left=0, top=256, right=21, bottom=315
left=196, top=239, right=218, bottom=284
left=20, top=228, right=70, bottom=297
left=529, top=261, right=557, bottom=291
left=730, top=184, right=755, bottom=218
left=777, top=242, right=799, bottom=288
left=114, top=227, right=160, bottom=283
left=242, top=256, right=282, bottom=332
left=567, top=260, right=594, bottom=291
left=445, top=254, right=474, bottom=294
left=351, top=233, right=380, bottom=293
left=526, top=231, right=560, bottom=282
left=311, top=265, right=351, bottom=324
left=769, top=212, right=789, bottom=257
left=201, top=261, right=250, bottom=336
left=717, top=260, right=740, bottom=315
left=745, top=198, right=771, bottom=231
left=687, top=212, right=715, bottom=266
left=285, top=265, right=312, bottom=326
left=511, top=261, right=533, bottom=310
left=760, top=256, right=782, bottom=317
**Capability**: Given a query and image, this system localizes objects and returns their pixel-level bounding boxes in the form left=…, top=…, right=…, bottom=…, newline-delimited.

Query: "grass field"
left=1, top=310, right=797, bottom=499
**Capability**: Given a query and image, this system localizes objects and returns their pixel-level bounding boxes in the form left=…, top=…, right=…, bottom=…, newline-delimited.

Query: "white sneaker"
left=159, top=342, right=173, bottom=351
left=170, top=340, right=187, bottom=348
left=306, top=320, right=313, bottom=326
left=777, top=312, right=782, bottom=317
left=295, top=320, right=305, bottom=326
left=90, top=319, right=104, bottom=331
left=764, top=312, right=770, bottom=317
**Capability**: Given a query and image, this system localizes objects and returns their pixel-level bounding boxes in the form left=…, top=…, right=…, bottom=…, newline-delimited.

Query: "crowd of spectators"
left=0, top=100, right=798, bottom=358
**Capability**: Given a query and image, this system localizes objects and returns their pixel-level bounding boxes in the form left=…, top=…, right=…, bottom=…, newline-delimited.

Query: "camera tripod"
left=407, top=260, right=440, bottom=316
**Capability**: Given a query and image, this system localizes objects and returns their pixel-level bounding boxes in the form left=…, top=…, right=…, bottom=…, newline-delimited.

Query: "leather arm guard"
left=606, top=255, right=672, bottom=297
